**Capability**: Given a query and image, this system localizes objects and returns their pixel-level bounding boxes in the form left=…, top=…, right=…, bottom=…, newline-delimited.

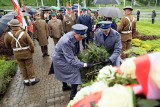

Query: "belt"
left=121, top=31, right=132, bottom=34
left=13, top=46, right=30, bottom=51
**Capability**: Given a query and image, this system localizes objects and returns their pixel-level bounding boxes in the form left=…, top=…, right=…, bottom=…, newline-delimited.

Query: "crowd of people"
left=3, top=5, right=156, bottom=100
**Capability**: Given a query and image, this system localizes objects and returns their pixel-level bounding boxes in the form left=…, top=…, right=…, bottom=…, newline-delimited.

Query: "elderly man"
left=4, top=19, right=40, bottom=86
left=118, top=6, right=136, bottom=59
left=53, top=24, right=93, bottom=100
left=48, top=13, right=64, bottom=45
left=33, top=12, right=49, bottom=57
left=94, top=21, right=122, bottom=66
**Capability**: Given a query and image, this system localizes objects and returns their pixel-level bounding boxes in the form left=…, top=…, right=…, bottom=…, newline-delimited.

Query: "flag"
left=11, top=0, right=27, bottom=29
left=21, top=1, right=33, bottom=33
left=134, top=52, right=160, bottom=99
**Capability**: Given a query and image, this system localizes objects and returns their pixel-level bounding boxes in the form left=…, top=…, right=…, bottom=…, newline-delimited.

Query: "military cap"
left=81, top=8, right=87, bottom=11
left=99, top=21, right=112, bottom=29
left=51, top=13, right=56, bottom=17
left=72, top=24, right=88, bottom=38
left=87, top=8, right=91, bottom=11
left=123, top=6, right=133, bottom=11
left=8, top=19, right=21, bottom=27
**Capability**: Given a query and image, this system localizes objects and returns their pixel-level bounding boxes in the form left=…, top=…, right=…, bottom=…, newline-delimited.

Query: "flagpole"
left=41, top=0, right=44, bottom=6
left=57, top=0, right=60, bottom=7
left=78, top=0, right=80, bottom=16
left=36, top=0, right=38, bottom=8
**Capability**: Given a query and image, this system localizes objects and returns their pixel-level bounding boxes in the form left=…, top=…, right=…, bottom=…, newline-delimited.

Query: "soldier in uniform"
left=152, top=10, right=156, bottom=24
left=63, top=7, right=77, bottom=33
left=33, top=12, right=49, bottom=57
left=77, top=8, right=92, bottom=49
left=118, top=6, right=136, bottom=59
left=48, top=13, right=64, bottom=45
left=4, top=19, right=40, bottom=86
left=94, top=21, right=122, bottom=66
left=137, top=9, right=140, bottom=21
left=56, top=9, right=64, bottom=22
left=53, top=24, right=93, bottom=100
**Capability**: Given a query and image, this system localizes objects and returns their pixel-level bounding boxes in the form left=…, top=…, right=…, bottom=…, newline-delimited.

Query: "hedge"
left=0, top=60, right=17, bottom=97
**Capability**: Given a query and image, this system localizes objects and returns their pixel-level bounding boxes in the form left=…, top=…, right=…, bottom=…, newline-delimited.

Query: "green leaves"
left=78, top=43, right=109, bottom=85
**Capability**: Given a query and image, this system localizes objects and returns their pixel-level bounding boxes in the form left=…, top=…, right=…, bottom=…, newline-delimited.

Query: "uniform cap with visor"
left=99, top=21, right=112, bottom=30
left=123, top=6, right=133, bottom=11
left=72, top=24, right=88, bottom=38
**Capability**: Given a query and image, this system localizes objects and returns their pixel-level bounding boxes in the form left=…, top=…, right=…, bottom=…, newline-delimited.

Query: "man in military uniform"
left=152, top=10, right=156, bottom=24
left=53, top=24, right=93, bottom=100
left=4, top=19, right=40, bottom=86
left=137, top=9, right=140, bottom=21
left=56, top=9, right=64, bottom=22
left=77, top=8, right=92, bottom=49
left=48, top=13, right=64, bottom=45
left=33, top=12, right=49, bottom=57
left=118, top=6, right=136, bottom=59
left=94, top=21, right=122, bottom=66
left=63, top=7, right=77, bottom=33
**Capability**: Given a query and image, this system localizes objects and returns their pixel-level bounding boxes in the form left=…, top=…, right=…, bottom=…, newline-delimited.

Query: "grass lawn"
left=136, top=21, right=160, bottom=37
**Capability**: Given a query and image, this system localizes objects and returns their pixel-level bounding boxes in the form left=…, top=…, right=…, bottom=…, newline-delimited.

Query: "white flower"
left=120, top=57, right=136, bottom=79
left=97, top=65, right=118, bottom=83
left=97, top=84, right=134, bottom=107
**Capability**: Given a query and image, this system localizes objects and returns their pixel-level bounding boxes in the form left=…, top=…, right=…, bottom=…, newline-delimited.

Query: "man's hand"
left=84, top=63, right=94, bottom=68
left=102, top=59, right=112, bottom=66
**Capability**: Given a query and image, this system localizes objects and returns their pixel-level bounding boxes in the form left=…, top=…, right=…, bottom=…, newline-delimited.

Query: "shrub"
left=0, top=60, right=17, bottom=96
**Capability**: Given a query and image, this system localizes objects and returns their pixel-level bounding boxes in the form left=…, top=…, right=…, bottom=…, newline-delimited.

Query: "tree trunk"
left=155, top=0, right=157, bottom=9
left=148, top=0, right=151, bottom=7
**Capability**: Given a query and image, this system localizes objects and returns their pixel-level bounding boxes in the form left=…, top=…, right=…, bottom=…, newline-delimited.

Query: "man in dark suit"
left=77, top=8, right=92, bottom=50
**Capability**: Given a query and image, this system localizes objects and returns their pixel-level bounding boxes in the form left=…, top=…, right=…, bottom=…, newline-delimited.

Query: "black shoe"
left=31, top=78, right=40, bottom=85
left=42, top=54, right=46, bottom=57
left=45, top=54, right=49, bottom=56
left=62, top=86, right=71, bottom=91
left=23, top=82, right=30, bottom=86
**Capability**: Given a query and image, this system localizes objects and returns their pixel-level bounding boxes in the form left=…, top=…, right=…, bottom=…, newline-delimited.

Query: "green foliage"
left=131, top=39, right=142, bottom=47
left=137, top=21, right=160, bottom=37
left=0, top=60, right=17, bottom=95
left=78, top=43, right=109, bottom=84
left=137, top=98, right=160, bottom=107
left=143, top=39, right=160, bottom=52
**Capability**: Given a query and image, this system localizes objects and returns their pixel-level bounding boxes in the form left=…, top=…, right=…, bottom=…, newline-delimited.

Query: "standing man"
left=137, top=9, right=140, bottom=21
left=77, top=8, right=92, bottom=49
left=4, top=19, right=40, bottom=86
left=33, top=12, right=49, bottom=57
left=118, top=6, right=136, bottom=59
left=48, top=13, right=64, bottom=45
left=94, top=21, right=122, bottom=66
left=63, top=7, right=77, bottom=33
left=53, top=24, right=93, bottom=100
left=152, top=10, right=156, bottom=24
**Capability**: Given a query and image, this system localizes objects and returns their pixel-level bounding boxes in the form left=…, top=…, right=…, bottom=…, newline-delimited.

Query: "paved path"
left=0, top=38, right=70, bottom=107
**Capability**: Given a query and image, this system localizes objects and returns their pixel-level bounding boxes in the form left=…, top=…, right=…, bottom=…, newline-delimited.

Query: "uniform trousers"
left=17, top=58, right=35, bottom=80
left=53, top=38, right=60, bottom=45
left=121, top=40, right=131, bottom=59
left=41, top=45, right=48, bottom=55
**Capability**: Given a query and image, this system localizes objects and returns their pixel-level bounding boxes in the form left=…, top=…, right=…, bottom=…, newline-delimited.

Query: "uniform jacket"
left=48, top=19, right=64, bottom=39
left=53, top=31, right=84, bottom=84
left=63, top=13, right=77, bottom=33
left=33, top=19, right=49, bottom=46
left=118, top=15, right=136, bottom=41
left=4, top=28, right=34, bottom=60
left=94, top=29, right=122, bottom=65
left=152, top=11, right=156, bottom=19
left=77, top=15, right=92, bottom=33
